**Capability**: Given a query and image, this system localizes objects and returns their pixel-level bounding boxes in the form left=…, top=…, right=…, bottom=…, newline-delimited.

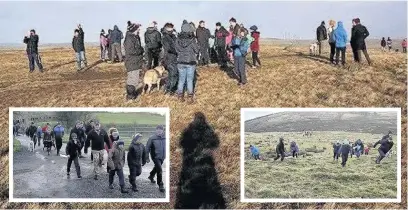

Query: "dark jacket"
left=232, top=24, right=240, bottom=37
left=196, top=26, right=211, bottom=47
left=381, top=39, right=386, bottom=47
left=162, top=31, right=178, bottom=64
left=316, top=24, right=327, bottom=41
left=65, top=139, right=81, bottom=157
left=72, top=28, right=85, bottom=53
left=85, top=129, right=110, bottom=151
left=85, top=124, right=93, bottom=136
left=351, top=24, right=369, bottom=50
left=276, top=140, right=285, bottom=154
left=214, top=27, right=229, bottom=48
left=28, top=125, right=37, bottom=137
left=23, top=35, right=40, bottom=54
left=374, top=138, right=393, bottom=153
left=340, top=144, right=351, bottom=155
left=110, top=25, right=123, bottom=44
left=124, top=32, right=144, bottom=72
left=127, top=137, right=147, bottom=166
left=70, top=127, right=86, bottom=142
left=175, top=32, right=199, bottom=65
left=333, top=143, right=341, bottom=154
left=146, top=133, right=166, bottom=160
left=145, top=27, right=162, bottom=50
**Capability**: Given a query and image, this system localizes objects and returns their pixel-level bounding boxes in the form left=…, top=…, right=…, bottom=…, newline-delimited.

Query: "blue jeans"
left=27, top=53, right=43, bottom=71
left=75, top=51, right=87, bottom=69
left=177, top=64, right=196, bottom=95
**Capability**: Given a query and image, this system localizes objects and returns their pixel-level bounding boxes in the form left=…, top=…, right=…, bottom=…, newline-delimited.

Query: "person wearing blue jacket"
left=53, top=122, right=65, bottom=156
left=333, top=21, right=348, bottom=66
left=249, top=145, right=260, bottom=160
left=36, top=126, right=43, bottom=147
left=231, top=28, right=251, bottom=86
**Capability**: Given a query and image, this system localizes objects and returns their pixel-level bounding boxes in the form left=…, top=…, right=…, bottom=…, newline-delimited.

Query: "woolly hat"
left=30, top=29, right=36, bottom=33
left=181, top=20, right=194, bottom=33
left=132, top=133, right=143, bottom=142
left=250, top=25, right=258, bottom=31
left=321, top=21, right=325, bottom=25
left=216, top=22, right=221, bottom=27
left=128, top=23, right=140, bottom=33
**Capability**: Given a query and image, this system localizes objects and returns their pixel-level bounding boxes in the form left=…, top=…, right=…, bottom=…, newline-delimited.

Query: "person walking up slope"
left=231, top=28, right=251, bottom=87
left=124, top=23, right=144, bottom=100
left=250, top=25, right=261, bottom=68
left=373, top=134, right=394, bottom=164
left=24, top=29, right=44, bottom=72
left=333, top=141, right=341, bottom=161
left=109, top=25, right=124, bottom=63
left=127, top=133, right=147, bottom=192
left=352, top=18, right=371, bottom=65
left=146, top=125, right=166, bottom=193
left=340, top=139, right=351, bottom=167
left=333, top=21, right=348, bottom=66
left=175, top=20, right=199, bottom=103
left=108, top=140, right=128, bottom=193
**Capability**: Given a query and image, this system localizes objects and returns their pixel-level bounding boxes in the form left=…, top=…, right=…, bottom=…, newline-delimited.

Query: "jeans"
left=177, top=64, right=196, bottom=95
left=27, top=53, right=43, bottom=71
left=149, top=158, right=163, bottom=186
left=252, top=51, right=261, bottom=66
left=67, top=156, right=81, bottom=177
left=216, top=46, right=227, bottom=67
left=335, top=47, right=346, bottom=65
left=109, top=168, right=125, bottom=186
left=75, top=51, right=87, bottom=69
left=234, top=56, right=247, bottom=84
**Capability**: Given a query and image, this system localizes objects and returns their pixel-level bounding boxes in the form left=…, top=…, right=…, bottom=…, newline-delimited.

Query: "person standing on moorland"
left=196, top=20, right=211, bottom=66
left=229, top=17, right=241, bottom=38
left=350, top=19, right=358, bottom=62
left=381, top=37, right=387, bottom=51
left=316, top=21, right=328, bottom=56
left=72, top=25, right=87, bottom=71
left=250, top=25, right=261, bottom=68
left=214, top=22, right=230, bottom=69
left=70, top=121, right=86, bottom=158
left=109, top=25, right=124, bottom=63
left=351, top=18, right=372, bottom=65
left=100, top=29, right=108, bottom=62
left=145, top=21, right=162, bottom=69
left=387, top=37, right=392, bottom=52
left=274, top=137, right=285, bottom=161
left=402, top=39, right=407, bottom=53
left=327, top=20, right=336, bottom=64
left=175, top=20, right=199, bottom=103
left=162, top=22, right=179, bottom=96
left=146, top=125, right=166, bottom=193
left=23, top=29, right=44, bottom=73
left=231, top=28, right=251, bottom=87
left=333, top=21, right=348, bottom=66
left=85, top=122, right=111, bottom=180
left=127, top=133, right=147, bottom=192
left=124, top=23, right=145, bottom=100
left=53, top=122, right=65, bottom=156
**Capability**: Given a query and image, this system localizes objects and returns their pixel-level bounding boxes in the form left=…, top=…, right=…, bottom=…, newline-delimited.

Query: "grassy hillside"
left=95, top=112, right=165, bottom=126
left=244, top=131, right=398, bottom=199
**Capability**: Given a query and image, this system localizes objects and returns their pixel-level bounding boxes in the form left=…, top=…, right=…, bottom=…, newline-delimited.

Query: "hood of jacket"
left=146, top=27, right=157, bottom=34
left=131, top=134, right=143, bottom=145
left=177, top=34, right=195, bottom=48
left=113, top=25, right=119, bottom=31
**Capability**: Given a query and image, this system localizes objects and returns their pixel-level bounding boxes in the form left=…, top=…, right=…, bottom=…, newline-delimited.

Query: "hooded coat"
left=175, top=32, right=199, bottom=65
left=351, top=24, right=369, bottom=50
left=110, top=25, right=124, bottom=44
left=333, top=143, right=341, bottom=154
left=316, top=23, right=327, bottom=41
left=53, top=125, right=65, bottom=137
left=146, top=133, right=166, bottom=160
left=124, top=31, right=144, bottom=72
left=23, top=34, right=40, bottom=54
left=145, top=27, right=162, bottom=50
left=127, top=135, right=147, bottom=166
left=333, top=21, right=348, bottom=48
left=276, top=139, right=285, bottom=154
left=340, top=143, right=351, bottom=155
left=162, top=30, right=178, bottom=64
left=250, top=146, right=260, bottom=156
left=232, top=36, right=250, bottom=57
left=107, top=141, right=126, bottom=170
left=381, top=38, right=386, bottom=47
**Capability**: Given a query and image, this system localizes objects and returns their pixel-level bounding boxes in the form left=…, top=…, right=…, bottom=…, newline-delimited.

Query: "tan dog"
left=309, top=43, right=318, bottom=56
left=143, top=66, right=166, bottom=94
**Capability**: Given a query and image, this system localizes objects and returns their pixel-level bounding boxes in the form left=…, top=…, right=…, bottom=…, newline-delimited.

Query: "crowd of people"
left=21, top=120, right=166, bottom=193
left=381, top=37, right=407, bottom=53
left=248, top=131, right=394, bottom=168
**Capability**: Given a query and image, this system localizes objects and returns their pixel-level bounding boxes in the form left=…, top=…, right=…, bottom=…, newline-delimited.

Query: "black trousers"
left=252, top=51, right=261, bottom=66
left=27, top=53, right=43, bottom=71
left=376, top=149, right=386, bottom=163
left=329, top=43, right=336, bottom=63
left=216, top=46, right=227, bottom=67
left=147, top=49, right=161, bottom=69
left=150, top=158, right=163, bottom=186
left=165, top=62, right=178, bottom=93
left=333, top=152, right=339, bottom=160
left=335, top=47, right=346, bottom=65
left=341, top=154, right=348, bottom=167
left=274, top=151, right=285, bottom=161
left=67, top=156, right=81, bottom=176
left=109, top=168, right=125, bottom=186
left=253, top=154, right=260, bottom=160
left=292, top=151, right=298, bottom=158
left=128, top=164, right=142, bottom=187
left=198, top=44, right=210, bottom=65
left=55, top=136, right=62, bottom=154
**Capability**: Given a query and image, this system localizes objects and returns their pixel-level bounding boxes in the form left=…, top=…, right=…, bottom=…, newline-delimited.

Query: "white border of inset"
left=9, top=107, right=170, bottom=203
left=240, top=107, right=402, bottom=203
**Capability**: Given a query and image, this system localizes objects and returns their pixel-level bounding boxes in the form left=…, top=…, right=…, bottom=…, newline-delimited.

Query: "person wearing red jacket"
left=249, top=25, right=261, bottom=68
left=402, top=39, right=407, bottom=53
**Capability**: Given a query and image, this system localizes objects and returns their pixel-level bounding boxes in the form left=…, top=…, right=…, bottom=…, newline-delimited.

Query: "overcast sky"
left=0, top=0, right=406, bottom=44
left=244, top=111, right=283, bottom=121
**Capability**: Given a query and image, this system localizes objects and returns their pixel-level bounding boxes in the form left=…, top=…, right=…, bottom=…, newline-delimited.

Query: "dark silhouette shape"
left=175, top=112, right=226, bottom=209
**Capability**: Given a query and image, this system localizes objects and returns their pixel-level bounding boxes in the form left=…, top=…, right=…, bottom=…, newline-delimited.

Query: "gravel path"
left=13, top=136, right=166, bottom=198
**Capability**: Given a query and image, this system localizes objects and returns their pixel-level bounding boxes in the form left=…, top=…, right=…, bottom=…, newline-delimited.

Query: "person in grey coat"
left=146, top=125, right=166, bottom=193
left=123, top=23, right=144, bottom=100
left=109, top=25, right=124, bottom=63
left=108, top=140, right=128, bottom=193
left=175, top=20, right=199, bottom=103
left=127, top=133, right=147, bottom=192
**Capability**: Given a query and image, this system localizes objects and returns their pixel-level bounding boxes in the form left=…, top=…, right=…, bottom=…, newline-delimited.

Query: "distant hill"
left=245, top=111, right=398, bottom=134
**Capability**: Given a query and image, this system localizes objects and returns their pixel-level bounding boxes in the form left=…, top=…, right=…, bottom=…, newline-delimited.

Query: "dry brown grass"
left=0, top=43, right=406, bottom=209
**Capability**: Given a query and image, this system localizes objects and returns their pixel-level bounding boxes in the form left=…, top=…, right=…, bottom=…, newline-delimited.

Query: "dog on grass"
left=29, top=140, right=34, bottom=152
left=143, top=66, right=166, bottom=94
left=309, top=43, right=318, bottom=56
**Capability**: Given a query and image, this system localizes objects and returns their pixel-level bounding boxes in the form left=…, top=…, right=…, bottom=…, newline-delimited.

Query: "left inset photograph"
left=9, top=107, right=169, bottom=202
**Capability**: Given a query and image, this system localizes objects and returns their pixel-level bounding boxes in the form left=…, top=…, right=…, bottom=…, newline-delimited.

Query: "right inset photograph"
left=241, top=108, right=401, bottom=203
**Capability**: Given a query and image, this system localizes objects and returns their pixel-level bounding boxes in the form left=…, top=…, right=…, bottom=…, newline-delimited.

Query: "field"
left=1, top=40, right=407, bottom=209
left=244, top=131, right=398, bottom=199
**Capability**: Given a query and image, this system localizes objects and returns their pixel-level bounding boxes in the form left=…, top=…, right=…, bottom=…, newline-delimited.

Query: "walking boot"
left=148, top=176, right=156, bottom=184
left=120, top=185, right=129, bottom=193
left=177, top=93, right=185, bottom=102
left=159, top=184, right=165, bottom=193
left=187, top=94, right=194, bottom=104
left=109, top=184, right=114, bottom=189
